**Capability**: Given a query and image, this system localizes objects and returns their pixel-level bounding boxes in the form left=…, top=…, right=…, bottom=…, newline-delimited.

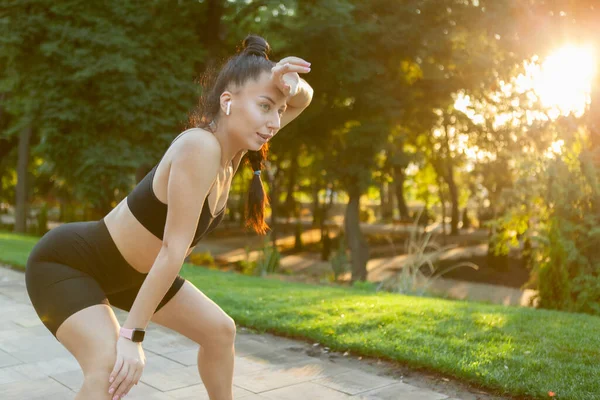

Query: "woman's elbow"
left=159, top=240, right=188, bottom=270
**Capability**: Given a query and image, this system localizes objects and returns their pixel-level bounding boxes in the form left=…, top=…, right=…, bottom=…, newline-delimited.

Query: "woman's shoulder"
left=157, top=127, right=221, bottom=173
left=175, top=129, right=221, bottom=161
left=169, top=127, right=217, bottom=147
left=169, top=128, right=220, bottom=156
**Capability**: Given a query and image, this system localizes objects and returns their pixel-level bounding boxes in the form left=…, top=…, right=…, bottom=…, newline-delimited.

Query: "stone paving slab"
left=0, top=265, right=467, bottom=399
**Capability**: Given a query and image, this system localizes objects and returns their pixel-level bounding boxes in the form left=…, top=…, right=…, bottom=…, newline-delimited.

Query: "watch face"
left=131, top=330, right=145, bottom=342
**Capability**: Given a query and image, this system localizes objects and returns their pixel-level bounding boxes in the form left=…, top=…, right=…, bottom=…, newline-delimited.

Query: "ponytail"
left=245, top=144, right=270, bottom=235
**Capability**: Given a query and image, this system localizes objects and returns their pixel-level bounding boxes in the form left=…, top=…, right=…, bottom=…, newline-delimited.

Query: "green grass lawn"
left=0, top=231, right=39, bottom=269
left=2, top=230, right=599, bottom=399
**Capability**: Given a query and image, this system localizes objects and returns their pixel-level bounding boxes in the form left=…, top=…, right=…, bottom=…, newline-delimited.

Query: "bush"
left=188, top=251, right=216, bottom=267
left=359, top=206, right=375, bottom=223
left=493, top=133, right=600, bottom=315
left=239, top=245, right=257, bottom=275
left=241, top=237, right=281, bottom=277
left=487, top=230, right=509, bottom=272
left=329, top=233, right=350, bottom=281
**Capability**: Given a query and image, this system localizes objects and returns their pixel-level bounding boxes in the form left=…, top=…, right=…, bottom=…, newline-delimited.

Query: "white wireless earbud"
left=226, top=101, right=231, bottom=116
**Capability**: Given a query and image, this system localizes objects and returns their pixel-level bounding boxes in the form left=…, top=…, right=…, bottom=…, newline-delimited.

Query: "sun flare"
left=532, top=45, right=596, bottom=117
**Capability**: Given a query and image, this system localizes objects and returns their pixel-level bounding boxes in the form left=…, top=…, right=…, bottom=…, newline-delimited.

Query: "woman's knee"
left=82, top=369, right=111, bottom=392
left=79, top=352, right=115, bottom=394
left=205, top=315, right=236, bottom=347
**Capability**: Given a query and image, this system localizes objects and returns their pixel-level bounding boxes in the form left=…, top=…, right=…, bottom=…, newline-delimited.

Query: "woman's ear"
left=220, top=92, right=233, bottom=115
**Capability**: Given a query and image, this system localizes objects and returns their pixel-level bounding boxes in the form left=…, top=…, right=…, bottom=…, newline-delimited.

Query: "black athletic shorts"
left=25, top=219, right=185, bottom=339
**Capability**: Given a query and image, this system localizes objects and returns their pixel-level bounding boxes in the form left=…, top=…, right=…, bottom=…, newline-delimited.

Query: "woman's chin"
left=249, top=141, right=266, bottom=151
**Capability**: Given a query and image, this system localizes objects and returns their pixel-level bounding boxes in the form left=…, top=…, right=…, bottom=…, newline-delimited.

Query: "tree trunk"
left=444, top=163, right=460, bottom=235
left=15, top=123, right=32, bottom=233
left=202, top=0, right=225, bottom=65
left=319, top=182, right=334, bottom=241
left=387, top=179, right=395, bottom=218
left=311, top=172, right=322, bottom=227
left=393, top=166, right=410, bottom=220
left=437, top=174, right=447, bottom=237
left=440, top=120, right=459, bottom=235
left=378, top=181, right=387, bottom=220
left=283, top=151, right=298, bottom=221
left=268, top=163, right=283, bottom=247
left=345, top=186, right=369, bottom=282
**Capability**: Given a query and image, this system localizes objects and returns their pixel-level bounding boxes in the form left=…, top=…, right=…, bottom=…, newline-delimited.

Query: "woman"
left=25, top=34, right=313, bottom=400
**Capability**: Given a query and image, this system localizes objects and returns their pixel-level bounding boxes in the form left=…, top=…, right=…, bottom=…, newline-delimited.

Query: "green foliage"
left=255, top=236, right=281, bottom=276
left=187, top=251, right=216, bottom=268
left=495, top=129, right=600, bottom=314
left=534, top=148, right=600, bottom=314
left=241, top=237, right=282, bottom=277
left=358, top=205, right=375, bottom=223
left=1, top=0, right=204, bottom=214
left=239, top=245, right=257, bottom=276
left=1, top=0, right=528, bottom=226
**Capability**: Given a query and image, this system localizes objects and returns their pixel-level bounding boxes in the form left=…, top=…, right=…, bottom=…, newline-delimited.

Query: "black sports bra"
left=126, top=130, right=227, bottom=247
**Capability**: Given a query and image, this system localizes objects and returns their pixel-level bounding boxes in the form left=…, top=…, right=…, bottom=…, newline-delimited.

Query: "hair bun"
left=241, top=34, right=271, bottom=60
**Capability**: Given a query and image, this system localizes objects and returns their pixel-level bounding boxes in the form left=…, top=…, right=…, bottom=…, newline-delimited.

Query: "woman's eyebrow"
left=259, top=95, right=276, bottom=104
left=259, top=95, right=287, bottom=110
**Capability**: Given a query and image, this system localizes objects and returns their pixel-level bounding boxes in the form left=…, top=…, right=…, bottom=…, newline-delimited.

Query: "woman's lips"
left=256, top=132, right=270, bottom=141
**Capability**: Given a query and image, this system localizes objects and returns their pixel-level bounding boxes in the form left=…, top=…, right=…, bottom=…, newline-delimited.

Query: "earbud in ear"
left=226, top=101, right=231, bottom=116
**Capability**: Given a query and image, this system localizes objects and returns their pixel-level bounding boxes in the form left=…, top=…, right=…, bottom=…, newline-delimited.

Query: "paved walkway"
left=0, top=266, right=471, bottom=400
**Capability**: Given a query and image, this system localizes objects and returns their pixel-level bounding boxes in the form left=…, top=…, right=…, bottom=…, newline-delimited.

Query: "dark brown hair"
left=187, top=34, right=274, bottom=235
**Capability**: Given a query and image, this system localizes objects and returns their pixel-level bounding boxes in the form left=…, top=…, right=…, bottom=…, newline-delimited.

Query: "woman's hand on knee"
left=109, top=337, right=146, bottom=399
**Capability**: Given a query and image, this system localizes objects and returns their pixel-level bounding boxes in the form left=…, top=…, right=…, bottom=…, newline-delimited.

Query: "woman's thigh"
left=150, top=280, right=235, bottom=345
left=26, top=257, right=112, bottom=338
left=56, top=304, right=120, bottom=376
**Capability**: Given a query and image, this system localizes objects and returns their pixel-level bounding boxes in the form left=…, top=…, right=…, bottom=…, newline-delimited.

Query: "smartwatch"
left=119, top=327, right=146, bottom=343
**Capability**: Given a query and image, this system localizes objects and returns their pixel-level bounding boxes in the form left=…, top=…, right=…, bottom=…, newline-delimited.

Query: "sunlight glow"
left=545, top=139, right=565, bottom=158
left=530, top=45, right=596, bottom=117
left=453, top=44, right=596, bottom=162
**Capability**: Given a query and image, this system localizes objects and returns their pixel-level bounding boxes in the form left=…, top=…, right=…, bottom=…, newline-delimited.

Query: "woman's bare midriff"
left=102, top=136, right=241, bottom=274
left=103, top=200, right=187, bottom=274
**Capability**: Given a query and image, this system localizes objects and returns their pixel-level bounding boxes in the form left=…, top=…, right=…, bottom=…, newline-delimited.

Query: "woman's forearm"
left=123, top=249, right=183, bottom=330
left=287, top=77, right=314, bottom=109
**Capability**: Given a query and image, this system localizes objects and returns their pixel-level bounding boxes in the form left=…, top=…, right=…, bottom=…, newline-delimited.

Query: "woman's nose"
left=267, top=115, right=281, bottom=131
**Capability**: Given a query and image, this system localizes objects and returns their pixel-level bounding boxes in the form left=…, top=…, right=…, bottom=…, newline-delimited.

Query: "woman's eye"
left=278, top=109, right=285, bottom=115
left=260, top=104, right=270, bottom=111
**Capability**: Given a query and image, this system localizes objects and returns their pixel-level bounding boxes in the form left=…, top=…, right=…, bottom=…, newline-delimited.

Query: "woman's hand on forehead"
left=271, top=56, right=311, bottom=97
left=275, top=56, right=311, bottom=68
